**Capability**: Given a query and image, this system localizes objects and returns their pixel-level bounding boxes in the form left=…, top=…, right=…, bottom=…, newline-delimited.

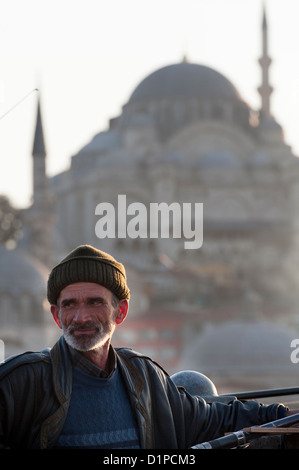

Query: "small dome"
left=129, top=62, right=242, bottom=103
left=180, top=320, right=297, bottom=375
left=0, top=246, right=48, bottom=297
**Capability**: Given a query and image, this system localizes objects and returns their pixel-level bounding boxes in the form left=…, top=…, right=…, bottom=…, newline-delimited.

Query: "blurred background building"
left=1, top=8, right=299, bottom=397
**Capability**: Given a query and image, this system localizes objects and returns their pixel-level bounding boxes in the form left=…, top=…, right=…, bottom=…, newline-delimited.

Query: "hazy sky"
left=0, top=0, right=298, bottom=208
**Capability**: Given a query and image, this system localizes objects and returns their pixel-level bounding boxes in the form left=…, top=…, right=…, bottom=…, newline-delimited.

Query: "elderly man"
left=0, top=245, right=294, bottom=449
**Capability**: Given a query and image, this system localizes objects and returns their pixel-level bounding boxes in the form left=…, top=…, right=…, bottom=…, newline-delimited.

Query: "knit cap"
left=47, top=245, right=130, bottom=304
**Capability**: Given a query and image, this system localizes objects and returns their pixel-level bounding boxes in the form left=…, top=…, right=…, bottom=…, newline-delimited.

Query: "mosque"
left=1, top=9, right=299, bottom=393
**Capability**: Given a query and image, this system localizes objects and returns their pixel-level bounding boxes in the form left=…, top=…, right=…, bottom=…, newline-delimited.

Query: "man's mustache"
left=68, top=322, right=101, bottom=333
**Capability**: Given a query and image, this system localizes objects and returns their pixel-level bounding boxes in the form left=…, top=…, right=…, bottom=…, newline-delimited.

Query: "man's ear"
left=50, top=305, right=62, bottom=329
left=115, top=299, right=129, bottom=325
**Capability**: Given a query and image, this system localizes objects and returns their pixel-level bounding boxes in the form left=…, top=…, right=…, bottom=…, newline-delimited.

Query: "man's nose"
left=73, top=304, right=91, bottom=323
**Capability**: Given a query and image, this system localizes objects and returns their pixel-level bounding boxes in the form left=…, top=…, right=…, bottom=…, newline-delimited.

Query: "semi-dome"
left=0, top=247, right=58, bottom=357
left=199, top=151, right=242, bottom=169
left=76, top=130, right=121, bottom=156
left=129, top=62, right=242, bottom=103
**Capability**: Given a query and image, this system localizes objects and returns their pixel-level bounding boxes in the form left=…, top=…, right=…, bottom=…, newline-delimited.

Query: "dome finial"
left=182, top=54, right=189, bottom=63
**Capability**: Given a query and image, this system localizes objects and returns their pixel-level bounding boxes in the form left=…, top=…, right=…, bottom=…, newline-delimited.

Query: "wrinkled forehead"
left=58, top=282, right=112, bottom=302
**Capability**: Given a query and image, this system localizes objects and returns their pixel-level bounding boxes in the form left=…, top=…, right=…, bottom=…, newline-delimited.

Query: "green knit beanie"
left=47, top=245, right=130, bottom=305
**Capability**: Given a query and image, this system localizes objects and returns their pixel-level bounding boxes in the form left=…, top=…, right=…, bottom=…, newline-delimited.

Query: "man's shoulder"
left=115, top=346, right=156, bottom=363
left=0, top=348, right=51, bottom=379
left=115, top=347, right=169, bottom=376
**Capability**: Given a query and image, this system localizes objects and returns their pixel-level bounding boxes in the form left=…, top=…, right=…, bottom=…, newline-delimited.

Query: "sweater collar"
left=67, top=343, right=117, bottom=378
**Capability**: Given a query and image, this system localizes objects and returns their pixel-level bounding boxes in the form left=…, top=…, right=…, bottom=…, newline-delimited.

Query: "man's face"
left=50, top=282, right=128, bottom=352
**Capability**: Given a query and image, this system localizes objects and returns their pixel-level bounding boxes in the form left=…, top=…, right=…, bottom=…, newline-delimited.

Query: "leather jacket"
left=0, top=336, right=287, bottom=449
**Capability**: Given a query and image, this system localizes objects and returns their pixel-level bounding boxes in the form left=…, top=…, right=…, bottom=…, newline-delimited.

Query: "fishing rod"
left=0, top=88, right=38, bottom=121
left=191, top=412, right=299, bottom=449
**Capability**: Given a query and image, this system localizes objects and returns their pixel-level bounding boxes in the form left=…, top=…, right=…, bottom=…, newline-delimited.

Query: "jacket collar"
left=116, top=348, right=152, bottom=448
left=49, top=336, right=73, bottom=404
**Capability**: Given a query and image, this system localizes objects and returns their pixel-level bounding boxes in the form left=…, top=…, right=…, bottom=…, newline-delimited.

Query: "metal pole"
left=220, top=386, right=299, bottom=401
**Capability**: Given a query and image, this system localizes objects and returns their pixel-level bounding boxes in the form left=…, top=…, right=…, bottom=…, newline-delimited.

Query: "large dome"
left=129, top=62, right=242, bottom=103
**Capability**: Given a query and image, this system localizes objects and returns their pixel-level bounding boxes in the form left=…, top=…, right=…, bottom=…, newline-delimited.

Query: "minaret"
left=26, top=95, right=54, bottom=267
left=257, top=6, right=273, bottom=119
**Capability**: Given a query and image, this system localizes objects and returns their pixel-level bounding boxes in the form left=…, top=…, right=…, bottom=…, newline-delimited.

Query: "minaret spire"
left=257, top=5, right=273, bottom=118
left=32, top=97, right=46, bottom=158
left=32, top=97, right=47, bottom=207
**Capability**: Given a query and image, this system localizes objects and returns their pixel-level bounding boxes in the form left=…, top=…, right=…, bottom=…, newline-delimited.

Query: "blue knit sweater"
left=55, top=366, right=140, bottom=449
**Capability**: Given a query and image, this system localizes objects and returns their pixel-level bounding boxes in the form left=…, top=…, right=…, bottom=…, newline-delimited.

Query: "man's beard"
left=62, top=320, right=115, bottom=352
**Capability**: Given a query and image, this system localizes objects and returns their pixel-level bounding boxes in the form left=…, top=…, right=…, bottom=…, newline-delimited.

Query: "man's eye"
left=89, top=299, right=103, bottom=306
left=62, top=301, right=75, bottom=308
